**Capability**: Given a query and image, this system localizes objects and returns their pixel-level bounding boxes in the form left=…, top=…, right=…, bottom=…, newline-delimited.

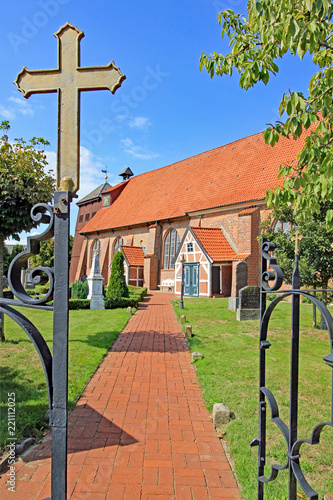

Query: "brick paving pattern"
left=0, top=293, right=240, bottom=499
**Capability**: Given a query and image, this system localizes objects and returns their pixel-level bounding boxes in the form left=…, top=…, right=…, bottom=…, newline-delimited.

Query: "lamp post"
left=179, top=255, right=186, bottom=309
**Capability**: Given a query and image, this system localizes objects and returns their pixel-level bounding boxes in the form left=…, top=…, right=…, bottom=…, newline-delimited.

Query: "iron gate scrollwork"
left=0, top=191, right=71, bottom=500
left=251, top=238, right=333, bottom=500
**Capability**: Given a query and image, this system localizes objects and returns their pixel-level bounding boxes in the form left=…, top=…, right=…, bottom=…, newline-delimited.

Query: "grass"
left=173, top=298, right=333, bottom=500
left=0, top=307, right=130, bottom=450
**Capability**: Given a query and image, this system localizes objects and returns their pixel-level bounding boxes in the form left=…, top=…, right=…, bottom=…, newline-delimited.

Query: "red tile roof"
left=191, top=227, right=237, bottom=262
left=122, top=246, right=144, bottom=266
left=82, top=129, right=312, bottom=234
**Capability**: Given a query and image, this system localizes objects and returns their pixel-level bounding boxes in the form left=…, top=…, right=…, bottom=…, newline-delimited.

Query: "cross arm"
left=14, top=67, right=60, bottom=98
left=77, top=61, right=126, bottom=93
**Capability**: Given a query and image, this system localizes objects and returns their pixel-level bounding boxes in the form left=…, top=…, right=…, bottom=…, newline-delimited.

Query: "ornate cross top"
left=291, top=230, right=303, bottom=255
left=14, top=22, right=126, bottom=193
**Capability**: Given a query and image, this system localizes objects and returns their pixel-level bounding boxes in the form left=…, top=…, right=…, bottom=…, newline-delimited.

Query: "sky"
left=1, top=0, right=316, bottom=239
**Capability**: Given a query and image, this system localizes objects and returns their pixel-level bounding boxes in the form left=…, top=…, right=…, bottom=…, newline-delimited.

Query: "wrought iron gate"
left=0, top=192, right=71, bottom=500
left=251, top=238, right=333, bottom=499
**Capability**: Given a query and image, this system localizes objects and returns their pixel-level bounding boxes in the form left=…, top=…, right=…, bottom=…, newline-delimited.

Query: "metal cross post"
left=14, top=22, right=125, bottom=499
left=15, top=21, right=126, bottom=194
left=288, top=229, right=303, bottom=497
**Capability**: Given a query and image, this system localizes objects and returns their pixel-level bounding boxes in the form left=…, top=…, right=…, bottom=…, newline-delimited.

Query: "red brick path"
left=0, top=293, right=240, bottom=499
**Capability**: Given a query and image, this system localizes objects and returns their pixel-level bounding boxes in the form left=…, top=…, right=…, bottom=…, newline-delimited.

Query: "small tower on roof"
left=119, top=167, right=134, bottom=181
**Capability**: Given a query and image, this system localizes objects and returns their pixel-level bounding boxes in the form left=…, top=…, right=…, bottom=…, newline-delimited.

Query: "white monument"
left=87, top=250, right=105, bottom=310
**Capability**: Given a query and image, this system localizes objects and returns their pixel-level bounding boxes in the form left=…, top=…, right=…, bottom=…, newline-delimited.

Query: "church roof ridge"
left=80, top=126, right=314, bottom=234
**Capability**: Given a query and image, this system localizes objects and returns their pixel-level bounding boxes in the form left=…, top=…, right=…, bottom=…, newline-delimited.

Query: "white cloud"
left=129, top=116, right=151, bottom=128
left=8, top=96, right=34, bottom=116
left=120, top=138, right=158, bottom=160
left=76, top=146, right=119, bottom=200
left=0, top=95, right=34, bottom=121
left=0, top=105, right=15, bottom=120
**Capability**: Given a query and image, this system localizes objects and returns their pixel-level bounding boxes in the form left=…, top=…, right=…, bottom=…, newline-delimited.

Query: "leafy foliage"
left=69, top=299, right=90, bottom=310
left=3, top=246, right=10, bottom=277
left=30, top=236, right=73, bottom=269
left=71, top=280, right=89, bottom=299
left=104, top=296, right=138, bottom=309
left=127, top=285, right=148, bottom=301
left=0, top=120, right=55, bottom=341
left=0, top=121, right=55, bottom=240
left=260, top=203, right=333, bottom=319
left=106, top=250, right=129, bottom=298
left=200, top=0, right=333, bottom=225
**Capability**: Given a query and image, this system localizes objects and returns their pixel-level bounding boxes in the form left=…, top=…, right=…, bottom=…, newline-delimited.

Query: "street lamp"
left=179, top=254, right=186, bottom=309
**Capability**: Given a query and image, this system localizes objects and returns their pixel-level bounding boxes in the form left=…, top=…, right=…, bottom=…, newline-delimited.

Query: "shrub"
left=69, top=299, right=90, bottom=310
left=104, top=297, right=138, bottom=309
left=106, top=251, right=129, bottom=298
left=127, top=285, right=147, bottom=301
left=72, top=280, right=89, bottom=299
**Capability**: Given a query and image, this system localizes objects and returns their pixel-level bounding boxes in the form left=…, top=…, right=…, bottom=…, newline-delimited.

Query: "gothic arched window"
left=163, top=229, right=180, bottom=269
left=91, top=239, right=101, bottom=264
left=113, top=236, right=123, bottom=257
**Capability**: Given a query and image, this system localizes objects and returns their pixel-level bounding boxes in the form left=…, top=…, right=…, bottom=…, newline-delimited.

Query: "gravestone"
left=87, top=250, right=105, bottom=310
left=24, top=265, right=35, bottom=289
left=228, top=261, right=248, bottom=311
left=236, top=286, right=260, bottom=321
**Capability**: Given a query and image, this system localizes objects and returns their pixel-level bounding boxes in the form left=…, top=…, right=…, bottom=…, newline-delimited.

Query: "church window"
left=79, top=214, right=83, bottom=223
left=92, top=211, right=96, bottom=218
left=163, top=229, right=180, bottom=269
left=85, top=213, right=90, bottom=221
left=91, top=239, right=101, bottom=264
left=187, top=242, right=194, bottom=252
left=113, top=236, right=123, bottom=256
left=140, top=240, right=146, bottom=255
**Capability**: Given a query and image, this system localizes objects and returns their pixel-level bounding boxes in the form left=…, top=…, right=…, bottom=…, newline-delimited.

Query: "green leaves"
left=0, top=121, right=55, bottom=240
left=200, top=0, right=333, bottom=227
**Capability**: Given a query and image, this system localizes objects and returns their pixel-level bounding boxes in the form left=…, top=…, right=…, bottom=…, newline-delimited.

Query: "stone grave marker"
left=87, top=250, right=105, bottom=310
left=228, top=261, right=248, bottom=311
left=236, top=285, right=260, bottom=321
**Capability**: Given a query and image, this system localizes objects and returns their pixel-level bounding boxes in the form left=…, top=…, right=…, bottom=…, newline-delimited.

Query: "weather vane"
left=102, top=168, right=109, bottom=180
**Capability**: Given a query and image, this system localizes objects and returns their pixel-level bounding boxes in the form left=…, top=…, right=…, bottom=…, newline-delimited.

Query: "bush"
left=104, top=297, right=138, bottom=309
left=106, top=251, right=129, bottom=298
left=72, top=280, right=89, bottom=299
left=69, top=299, right=90, bottom=310
left=127, top=285, right=147, bottom=301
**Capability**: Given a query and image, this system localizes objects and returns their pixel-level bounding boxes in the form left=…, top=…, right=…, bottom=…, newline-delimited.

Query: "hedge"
left=69, top=299, right=90, bottom=310
left=104, top=297, right=139, bottom=309
left=127, top=285, right=147, bottom=302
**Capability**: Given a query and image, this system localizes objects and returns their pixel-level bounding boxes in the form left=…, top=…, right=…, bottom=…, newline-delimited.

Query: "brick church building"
left=69, top=129, right=310, bottom=297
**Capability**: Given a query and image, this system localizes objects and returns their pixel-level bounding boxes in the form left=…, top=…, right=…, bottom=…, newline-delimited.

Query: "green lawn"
left=0, top=307, right=130, bottom=450
left=173, top=298, right=333, bottom=500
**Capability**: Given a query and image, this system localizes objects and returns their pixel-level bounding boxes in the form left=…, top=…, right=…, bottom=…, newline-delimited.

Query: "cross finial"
left=291, top=230, right=303, bottom=255
left=14, top=22, right=126, bottom=193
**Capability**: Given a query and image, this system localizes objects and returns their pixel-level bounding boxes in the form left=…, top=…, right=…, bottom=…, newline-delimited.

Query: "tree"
left=3, top=246, right=10, bottom=278
left=29, top=236, right=73, bottom=269
left=199, top=0, right=333, bottom=225
left=106, top=250, right=129, bottom=298
left=0, top=120, right=55, bottom=341
left=260, top=203, right=333, bottom=328
left=3, top=244, right=27, bottom=278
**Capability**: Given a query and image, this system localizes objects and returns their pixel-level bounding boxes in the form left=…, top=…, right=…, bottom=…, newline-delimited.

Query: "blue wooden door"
left=184, top=263, right=199, bottom=297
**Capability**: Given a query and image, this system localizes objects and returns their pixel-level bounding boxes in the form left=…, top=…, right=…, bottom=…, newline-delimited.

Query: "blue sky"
left=1, top=0, right=316, bottom=238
